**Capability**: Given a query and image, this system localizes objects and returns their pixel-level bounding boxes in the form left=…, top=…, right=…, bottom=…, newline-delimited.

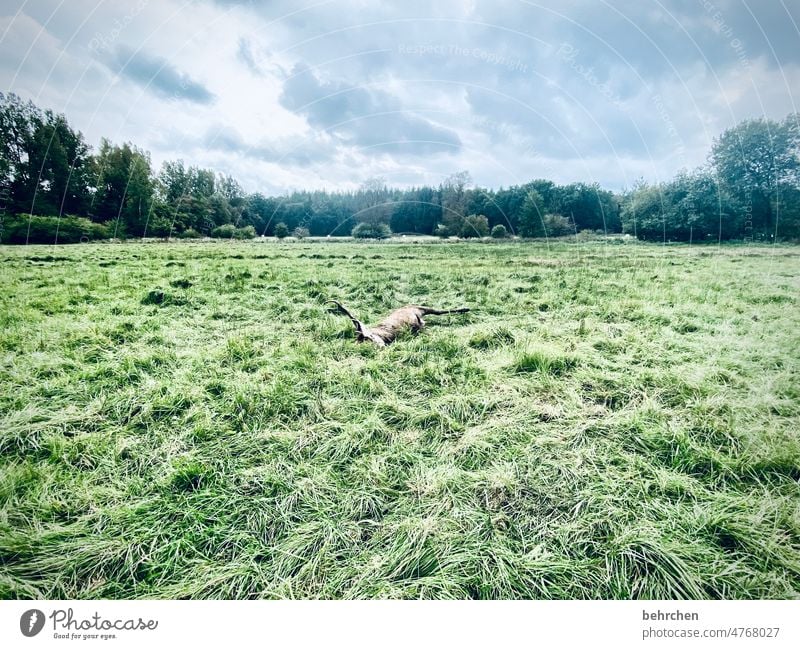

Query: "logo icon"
left=20, top=609, right=45, bottom=637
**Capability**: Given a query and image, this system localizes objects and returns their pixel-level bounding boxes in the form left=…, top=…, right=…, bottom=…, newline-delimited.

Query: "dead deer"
left=328, top=300, right=470, bottom=347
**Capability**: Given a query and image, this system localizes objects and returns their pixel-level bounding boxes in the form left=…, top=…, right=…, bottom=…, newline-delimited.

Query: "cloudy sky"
left=2, top=0, right=798, bottom=193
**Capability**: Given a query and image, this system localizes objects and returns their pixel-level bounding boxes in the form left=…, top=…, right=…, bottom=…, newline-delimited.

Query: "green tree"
left=711, top=115, right=799, bottom=238
left=91, top=139, right=154, bottom=236
left=527, top=179, right=556, bottom=208
left=620, top=172, right=743, bottom=242
left=274, top=222, right=289, bottom=238
left=0, top=93, right=92, bottom=216
left=390, top=186, right=441, bottom=234
left=670, top=170, right=743, bottom=241
left=460, top=214, right=489, bottom=238
left=156, top=161, right=226, bottom=234
left=542, top=213, right=573, bottom=237
left=158, top=160, right=191, bottom=205
left=494, top=185, right=528, bottom=234
left=30, top=111, right=92, bottom=215
left=192, top=168, right=215, bottom=198
left=216, top=173, right=243, bottom=204
left=518, top=189, right=546, bottom=237
left=355, top=177, right=391, bottom=226
left=208, top=193, right=232, bottom=227
left=241, top=193, right=275, bottom=234
left=352, top=222, right=391, bottom=239
left=491, top=224, right=508, bottom=238
left=620, top=180, right=663, bottom=240
left=0, top=93, right=36, bottom=208
left=439, top=170, right=471, bottom=235
left=551, top=182, right=619, bottom=232
left=775, top=183, right=800, bottom=239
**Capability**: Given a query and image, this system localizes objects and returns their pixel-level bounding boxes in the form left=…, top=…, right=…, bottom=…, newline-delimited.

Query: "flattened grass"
left=0, top=240, right=799, bottom=599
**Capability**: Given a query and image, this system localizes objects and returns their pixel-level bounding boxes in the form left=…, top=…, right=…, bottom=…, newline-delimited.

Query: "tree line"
left=1, top=91, right=798, bottom=243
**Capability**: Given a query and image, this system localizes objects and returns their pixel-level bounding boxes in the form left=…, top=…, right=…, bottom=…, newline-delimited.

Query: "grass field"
left=1, top=239, right=799, bottom=599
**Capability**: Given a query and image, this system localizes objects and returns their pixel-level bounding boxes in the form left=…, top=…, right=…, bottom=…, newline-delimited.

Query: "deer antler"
left=327, top=300, right=365, bottom=334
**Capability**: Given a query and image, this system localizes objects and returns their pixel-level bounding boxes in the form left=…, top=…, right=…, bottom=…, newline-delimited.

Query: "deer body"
left=329, top=301, right=469, bottom=347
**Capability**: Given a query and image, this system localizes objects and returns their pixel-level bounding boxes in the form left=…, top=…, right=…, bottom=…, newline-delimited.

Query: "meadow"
left=1, top=239, right=799, bottom=599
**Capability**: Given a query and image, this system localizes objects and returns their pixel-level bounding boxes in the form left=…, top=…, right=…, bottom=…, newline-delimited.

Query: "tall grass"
left=0, top=240, right=798, bottom=599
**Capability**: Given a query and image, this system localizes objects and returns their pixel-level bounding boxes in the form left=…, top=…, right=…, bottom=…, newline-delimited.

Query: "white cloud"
left=1, top=0, right=797, bottom=192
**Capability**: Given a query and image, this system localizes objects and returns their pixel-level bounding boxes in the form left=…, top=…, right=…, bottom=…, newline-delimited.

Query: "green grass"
left=0, top=239, right=799, bottom=599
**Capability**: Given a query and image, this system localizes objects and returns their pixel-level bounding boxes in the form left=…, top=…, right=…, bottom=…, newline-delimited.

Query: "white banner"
left=1, top=600, right=798, bottom=649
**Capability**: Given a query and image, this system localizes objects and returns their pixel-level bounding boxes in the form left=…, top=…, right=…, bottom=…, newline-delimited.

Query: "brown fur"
left=329, top=301, right=470, bottom=347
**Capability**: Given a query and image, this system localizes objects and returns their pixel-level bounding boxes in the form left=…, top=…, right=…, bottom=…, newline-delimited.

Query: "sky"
left=1, top=0, right=798, bottom=194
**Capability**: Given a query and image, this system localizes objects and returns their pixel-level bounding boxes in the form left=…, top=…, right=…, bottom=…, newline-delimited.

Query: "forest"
left=1, top=92, right=799, bottom=244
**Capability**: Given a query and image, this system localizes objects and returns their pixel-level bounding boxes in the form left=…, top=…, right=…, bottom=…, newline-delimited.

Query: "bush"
left=210, top=224, right=255, bottom=239
left=0, top=214, right=111, bottom=244
left=460, top=214, right=489, bottom=238
left=177, top=228, right=202, bottom=239
left=145, top=217, right=172, bottom=239
left=542, top=213, right=574, bottom=237
left=433, top=224, right=451, bottom=238
left=576, top=229, right=601, bottom=242
left=491, top=224, right=508, bottom=239
left=210, top=224, right=237, bottom=239
left=293, top=227, right=310, bottom=239
left=234, top=225, right=256, bottom=239
left=274, top=222, right=289, bottom=239
left=352, top=222, right=391, bottom=239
